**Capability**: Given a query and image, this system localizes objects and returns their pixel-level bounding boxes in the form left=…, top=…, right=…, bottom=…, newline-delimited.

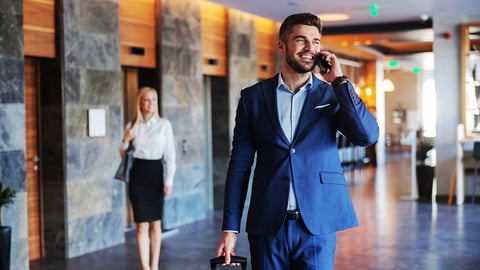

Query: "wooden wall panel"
left=120, top=0, right=156, bottom=68
left=24, top=0, right=55, bottom=58
left=364, top=61, right=377, bottom=114
left=256, top=16, right=276, bottom=79
left=201, top=1, right=227, bottom=76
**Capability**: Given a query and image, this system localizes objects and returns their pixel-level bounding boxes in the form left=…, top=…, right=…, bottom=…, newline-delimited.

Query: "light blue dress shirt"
left=277, top=73, right=313, bottom=210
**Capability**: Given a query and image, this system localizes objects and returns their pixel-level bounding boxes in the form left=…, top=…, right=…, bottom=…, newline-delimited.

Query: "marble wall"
left=0, top=0, right=29, bottom=269
left=227, top=10, right=259, bottom=134
left=209, top=10, right=261, bottom=214
left=38, top=0, right=125, bottom=259
left=211, top=10, right=283, bottom=212
left=159, top=0, right=210, bottom=229
left=63, top=0, right=123, bottom=258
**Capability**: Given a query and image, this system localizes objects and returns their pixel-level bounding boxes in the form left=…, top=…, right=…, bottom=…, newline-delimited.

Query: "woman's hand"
left=122, top=128, right=135, bottom=143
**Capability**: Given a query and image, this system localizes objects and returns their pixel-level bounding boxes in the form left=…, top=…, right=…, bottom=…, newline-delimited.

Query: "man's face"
left=280, top=25, right=322, bottom=74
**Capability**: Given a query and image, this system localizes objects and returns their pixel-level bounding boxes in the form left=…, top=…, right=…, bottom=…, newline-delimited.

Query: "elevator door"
left=122, top=67, right=138, bottom=229
left=25, top=56, right=44, bottom=260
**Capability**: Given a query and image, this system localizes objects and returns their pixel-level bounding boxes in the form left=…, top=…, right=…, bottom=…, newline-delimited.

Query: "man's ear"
left=278, top=40, right=284, bottom=52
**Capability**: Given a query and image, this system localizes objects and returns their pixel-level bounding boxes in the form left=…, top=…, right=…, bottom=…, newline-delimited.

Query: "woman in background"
left=119, top=86, right=176, bottom=270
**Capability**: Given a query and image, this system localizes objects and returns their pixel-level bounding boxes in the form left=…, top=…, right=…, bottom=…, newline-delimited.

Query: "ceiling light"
left=382, top=78, right=395, bottom=92
left=365, top=87, right=372, bottom=96
left=318, top=13, right=350, bottom=22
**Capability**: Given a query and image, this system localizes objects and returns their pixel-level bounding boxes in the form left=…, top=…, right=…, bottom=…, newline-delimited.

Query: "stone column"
left=41, top=0, right=124, bottom=258
left=227, top=10, right=259, bottom=134
left=0, top=1, right=29, bottom=269
left=159, top=0, right=210, bottom=228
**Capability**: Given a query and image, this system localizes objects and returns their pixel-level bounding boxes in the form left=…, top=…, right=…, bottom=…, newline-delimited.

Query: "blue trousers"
left=248, top=219, right=336, bottom=270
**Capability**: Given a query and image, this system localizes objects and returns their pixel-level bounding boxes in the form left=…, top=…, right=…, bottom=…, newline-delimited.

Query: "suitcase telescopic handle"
left=210, top=255, right=247, bottom=270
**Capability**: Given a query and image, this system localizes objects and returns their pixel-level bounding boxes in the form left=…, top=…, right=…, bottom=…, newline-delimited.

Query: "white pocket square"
left=314, top=104, right=330, bottom=109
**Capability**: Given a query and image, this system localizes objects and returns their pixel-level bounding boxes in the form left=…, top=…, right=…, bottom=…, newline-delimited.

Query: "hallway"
left=30, top=154, right=480, bottom=270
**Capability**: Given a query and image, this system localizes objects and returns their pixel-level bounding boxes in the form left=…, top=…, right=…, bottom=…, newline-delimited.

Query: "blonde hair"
left=132, top=86, right=160, bottom=127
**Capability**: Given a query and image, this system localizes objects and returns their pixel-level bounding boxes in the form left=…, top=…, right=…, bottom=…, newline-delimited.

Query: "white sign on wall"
left=87, top=108, right=106, bottom=137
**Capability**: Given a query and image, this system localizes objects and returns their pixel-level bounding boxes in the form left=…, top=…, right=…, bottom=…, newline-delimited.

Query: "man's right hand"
left=215, top=231, right=239, bottom=266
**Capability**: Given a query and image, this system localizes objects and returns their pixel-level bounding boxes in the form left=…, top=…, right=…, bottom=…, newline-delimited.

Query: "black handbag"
left=114, top=141, right=134, bottom=182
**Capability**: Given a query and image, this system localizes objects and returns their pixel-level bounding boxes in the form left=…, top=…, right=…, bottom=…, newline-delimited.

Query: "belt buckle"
left=287, top=210, right=300, bottom=220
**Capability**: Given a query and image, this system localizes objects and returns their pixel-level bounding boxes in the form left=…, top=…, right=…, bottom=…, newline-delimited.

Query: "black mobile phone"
left=316, top=53, right=331, bottom=74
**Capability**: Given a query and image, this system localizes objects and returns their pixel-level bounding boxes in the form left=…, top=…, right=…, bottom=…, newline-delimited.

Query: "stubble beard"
left=285, top=47, right=315, bottom=74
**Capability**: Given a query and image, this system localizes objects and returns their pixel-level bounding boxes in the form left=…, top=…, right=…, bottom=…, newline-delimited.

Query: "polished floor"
left=31, top=153, right=480, bottom=270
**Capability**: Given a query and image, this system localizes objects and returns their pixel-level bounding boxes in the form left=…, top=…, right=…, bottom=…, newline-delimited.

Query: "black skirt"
left=129, top=158, right=164, bottom=223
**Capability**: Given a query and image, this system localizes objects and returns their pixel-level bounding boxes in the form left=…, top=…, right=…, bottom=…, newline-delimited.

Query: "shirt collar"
left=141, top=116, right=159, bottom=124
left=277, top=72, right=313, bottom=94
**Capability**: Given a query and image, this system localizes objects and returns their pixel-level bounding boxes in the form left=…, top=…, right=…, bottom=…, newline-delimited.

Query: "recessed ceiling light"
left=318, top=13, right=350, bottom=22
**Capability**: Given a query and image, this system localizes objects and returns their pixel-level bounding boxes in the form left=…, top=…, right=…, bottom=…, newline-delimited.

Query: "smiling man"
left=215, top=12, right=379, bottom=270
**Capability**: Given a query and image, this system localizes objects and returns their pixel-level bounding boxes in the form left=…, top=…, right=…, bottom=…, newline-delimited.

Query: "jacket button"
left=290, top=148, right=296, bottom=154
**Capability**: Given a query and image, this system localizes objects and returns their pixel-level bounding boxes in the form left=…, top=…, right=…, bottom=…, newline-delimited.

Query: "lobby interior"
left=1, top=0, right=480, bottom=270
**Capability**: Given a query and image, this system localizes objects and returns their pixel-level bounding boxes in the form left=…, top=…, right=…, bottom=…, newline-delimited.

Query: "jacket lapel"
left=261, top=75, right=290, bottom=145
left=293, top=76, right=328, bottom=143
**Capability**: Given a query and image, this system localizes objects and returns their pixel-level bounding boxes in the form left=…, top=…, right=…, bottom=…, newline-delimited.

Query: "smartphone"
left=316, top=53, right=331, bottom=74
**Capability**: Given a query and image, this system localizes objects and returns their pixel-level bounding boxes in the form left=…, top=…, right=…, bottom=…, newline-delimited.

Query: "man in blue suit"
left=216, top=13, right=379, bottom=270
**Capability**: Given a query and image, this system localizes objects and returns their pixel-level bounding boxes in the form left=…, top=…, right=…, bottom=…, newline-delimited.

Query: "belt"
left=286, top=210, right=301, bottom=220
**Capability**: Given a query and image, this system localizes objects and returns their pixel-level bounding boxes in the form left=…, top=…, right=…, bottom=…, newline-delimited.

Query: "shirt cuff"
left=120, top=141, right=129, bottom=150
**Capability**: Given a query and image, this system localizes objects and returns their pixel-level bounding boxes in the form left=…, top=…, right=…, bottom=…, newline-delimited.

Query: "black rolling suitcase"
left=210, top=255, right=247, bottom=270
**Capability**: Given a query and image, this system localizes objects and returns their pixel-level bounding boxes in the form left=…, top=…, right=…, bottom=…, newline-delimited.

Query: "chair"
left=472, top=142, right=480, bottom=204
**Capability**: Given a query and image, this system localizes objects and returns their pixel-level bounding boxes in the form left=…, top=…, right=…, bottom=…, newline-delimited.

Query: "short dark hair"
left=279, top=13, right=323, bottom=43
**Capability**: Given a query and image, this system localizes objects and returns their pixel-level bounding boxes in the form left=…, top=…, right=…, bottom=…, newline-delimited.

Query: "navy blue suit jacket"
left=222, top=74, right=379, bottom=236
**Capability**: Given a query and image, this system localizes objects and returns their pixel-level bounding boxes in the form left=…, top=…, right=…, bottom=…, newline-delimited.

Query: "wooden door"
left=24, top=57, right=44, bottom=260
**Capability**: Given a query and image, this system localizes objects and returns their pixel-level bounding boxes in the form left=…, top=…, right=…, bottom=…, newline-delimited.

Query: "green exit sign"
left=370, top=5, right=379, bottom=17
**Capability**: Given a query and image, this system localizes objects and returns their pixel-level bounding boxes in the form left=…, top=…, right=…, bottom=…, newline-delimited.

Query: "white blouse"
left=120, top=117, right=176, bottom=186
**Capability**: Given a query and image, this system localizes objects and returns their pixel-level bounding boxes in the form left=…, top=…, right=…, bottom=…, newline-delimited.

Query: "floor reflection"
left=336, top=153, right=480, bottom=270
left=31, top=153, right=480, bottom=270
